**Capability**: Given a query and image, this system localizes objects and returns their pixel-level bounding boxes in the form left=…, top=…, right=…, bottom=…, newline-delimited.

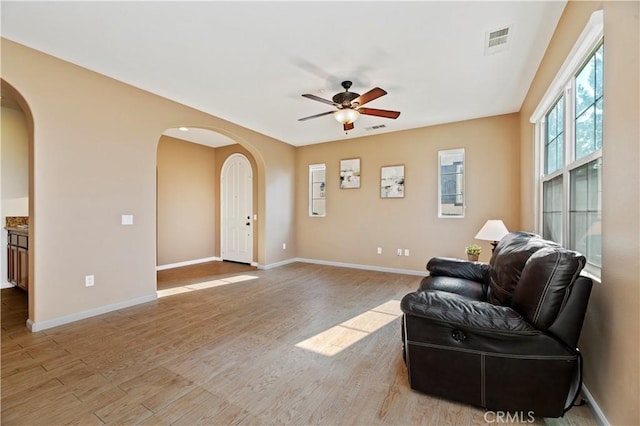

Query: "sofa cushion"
left=512, top=247, right=586, bottom=330
left=488, top=232, right=556, bottom=306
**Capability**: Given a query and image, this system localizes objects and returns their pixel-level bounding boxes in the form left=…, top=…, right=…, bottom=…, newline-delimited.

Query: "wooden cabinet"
left=7, top=229, right=28, bottom=291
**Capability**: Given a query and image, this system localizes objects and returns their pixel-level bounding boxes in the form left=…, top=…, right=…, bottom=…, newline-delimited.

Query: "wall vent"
left=485, top=25, right=511, bottom=55
left=365, top=124, right=387, bottom=131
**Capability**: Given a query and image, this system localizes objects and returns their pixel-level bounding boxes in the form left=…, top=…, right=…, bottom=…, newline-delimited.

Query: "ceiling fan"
left=298, top=80, right=401, bottom=131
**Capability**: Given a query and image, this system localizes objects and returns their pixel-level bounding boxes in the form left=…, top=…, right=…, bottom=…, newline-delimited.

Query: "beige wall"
left=1, top=39, right=296, bottom=326
left=519, top=2, right=640, bottom=424
left=156, top=136, right=217, bottom=266
left=1, top=105, right=29, bottom=287
left=296, top=113, right=521, bottom=270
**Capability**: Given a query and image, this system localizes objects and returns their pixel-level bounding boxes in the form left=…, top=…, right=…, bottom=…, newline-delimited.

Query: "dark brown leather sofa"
left=400, top=231, right=592, bottom=418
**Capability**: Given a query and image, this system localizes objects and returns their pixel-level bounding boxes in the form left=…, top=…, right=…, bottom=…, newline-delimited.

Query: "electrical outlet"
left=404, top=249, right=410, bottom=256
left=377, top=247, right=382, bottom=255
left=397, top=248, right=402, bottom=256
left=85, top=275, right=94, bottom=287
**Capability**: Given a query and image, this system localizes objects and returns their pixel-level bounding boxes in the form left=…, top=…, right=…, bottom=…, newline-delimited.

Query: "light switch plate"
left=121, top=214, right=134, bottom=225
left=85, top=275, right=94, bottom=287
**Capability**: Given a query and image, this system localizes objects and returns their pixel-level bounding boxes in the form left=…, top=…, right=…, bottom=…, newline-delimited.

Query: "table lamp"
left=475, top=220, right=509, bottom=252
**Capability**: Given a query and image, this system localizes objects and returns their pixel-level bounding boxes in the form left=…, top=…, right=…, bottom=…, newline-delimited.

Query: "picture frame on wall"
left=381, top=165, right=405, bottom=198
left=340, top=158, right=361, bottom=189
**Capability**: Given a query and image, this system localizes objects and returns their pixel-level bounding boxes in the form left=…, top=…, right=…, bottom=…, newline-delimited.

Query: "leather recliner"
left=400, top=231, right=593, bottom=418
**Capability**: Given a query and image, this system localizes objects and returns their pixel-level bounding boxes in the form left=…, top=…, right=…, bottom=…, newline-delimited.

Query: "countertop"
left=5, top=226, right=29, bottom=234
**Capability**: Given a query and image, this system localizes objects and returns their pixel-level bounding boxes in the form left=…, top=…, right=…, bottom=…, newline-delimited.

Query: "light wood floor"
left=2, top=262, right=596, bottom=425
left=157, top=261, right=258, bottom=290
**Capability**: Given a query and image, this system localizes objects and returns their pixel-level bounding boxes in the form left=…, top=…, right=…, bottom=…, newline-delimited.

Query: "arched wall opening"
left=1, top=79, right=36, bottom=321
left=3, top=38, right=293, bottom=331
left=156, top=127, right=259, bottom=276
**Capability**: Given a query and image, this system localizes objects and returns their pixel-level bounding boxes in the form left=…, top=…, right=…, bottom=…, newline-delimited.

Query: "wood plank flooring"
left=157, top=261, right=257, bottom=290
left=2, top=262, right=596, bottom=425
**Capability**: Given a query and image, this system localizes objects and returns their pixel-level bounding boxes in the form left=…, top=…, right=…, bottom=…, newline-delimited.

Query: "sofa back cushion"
left=512, top=247, right=586, bottom=330
left=487, top=232, right=553, bottom=306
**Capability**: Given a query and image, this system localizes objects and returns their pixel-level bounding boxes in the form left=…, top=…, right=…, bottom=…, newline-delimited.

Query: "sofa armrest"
left=426, top=257, right=490, bottom=283
left=401, top=290, right=536, bottom=334
left=419, top=276, right=486, bottom=300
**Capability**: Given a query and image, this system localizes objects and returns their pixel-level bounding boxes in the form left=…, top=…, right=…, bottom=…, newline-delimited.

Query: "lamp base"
left=490, top=241, right=498, bottom=253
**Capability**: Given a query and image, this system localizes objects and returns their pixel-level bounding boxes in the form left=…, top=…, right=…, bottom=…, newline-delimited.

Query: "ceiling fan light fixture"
left=334, top=108, right=360, bottom=125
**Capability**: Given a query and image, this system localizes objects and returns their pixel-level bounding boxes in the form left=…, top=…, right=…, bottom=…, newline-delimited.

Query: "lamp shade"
left=475, top=220, right=509, bottom=242
left=334, top=108, right=360, bottom=124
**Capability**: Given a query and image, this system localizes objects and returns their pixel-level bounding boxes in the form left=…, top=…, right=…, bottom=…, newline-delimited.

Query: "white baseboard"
left=156, top=256, right=221, bottom=271
left=1, top=282, right=16, bottom=289
left=26, top=293, right=157, bottom=332
left=27, top=258, right=421, bottom=332
left=257, top=258, right=298, bottom=270
left=259, top=257, right=425, bottom=276
left=581, top=384, right=609, bottom=425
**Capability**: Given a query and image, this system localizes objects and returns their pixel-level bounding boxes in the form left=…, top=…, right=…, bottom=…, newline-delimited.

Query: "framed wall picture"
left=340, top=158, right=361, bottom=189
left=381, top=165, right=405, bottom=198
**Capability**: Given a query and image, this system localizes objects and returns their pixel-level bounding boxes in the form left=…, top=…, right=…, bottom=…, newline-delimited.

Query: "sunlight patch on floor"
left=157, top=274, right=259, bottom=298
left=295, top=299, right=402, bottom=356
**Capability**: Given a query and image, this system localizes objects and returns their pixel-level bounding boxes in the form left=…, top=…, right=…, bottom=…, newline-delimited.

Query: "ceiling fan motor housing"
left=333, top=80, right=360, bottom=107
left=333, top=91, right=360, bottom=107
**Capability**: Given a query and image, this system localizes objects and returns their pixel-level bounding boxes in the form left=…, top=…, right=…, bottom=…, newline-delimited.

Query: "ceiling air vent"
left=365, top=124, right=387, bottom=131
left=484, top=26, right=511, bottom=55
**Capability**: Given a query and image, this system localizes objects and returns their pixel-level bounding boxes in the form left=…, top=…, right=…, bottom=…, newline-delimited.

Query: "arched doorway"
left=156, top=128, right=258, bottom=279
left=220, top=153, right=253, bottom=264
left=1, top=79, right=35, bottom=324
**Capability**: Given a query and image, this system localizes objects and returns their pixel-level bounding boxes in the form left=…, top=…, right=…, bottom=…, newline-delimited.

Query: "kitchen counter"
left=5, top=226, right=28, bottom=234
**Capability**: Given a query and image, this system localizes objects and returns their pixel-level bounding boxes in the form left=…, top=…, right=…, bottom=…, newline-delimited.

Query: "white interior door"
left=221, top=154, right=253, bottom=264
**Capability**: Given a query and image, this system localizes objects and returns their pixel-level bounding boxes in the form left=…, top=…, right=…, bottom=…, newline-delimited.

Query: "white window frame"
left=309, top=163, right=326, bottom=217
left=438, top=148, right=466, bottom=218
left=531, top=10, right=603, bottom=279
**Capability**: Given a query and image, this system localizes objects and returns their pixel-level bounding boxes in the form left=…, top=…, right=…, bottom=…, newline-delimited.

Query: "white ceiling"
left=1, top=1, right=566, bottom=147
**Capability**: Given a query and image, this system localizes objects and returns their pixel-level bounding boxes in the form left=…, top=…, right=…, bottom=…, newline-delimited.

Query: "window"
left=438, top=148, right=465, bottom=218
left=531, top=11, right=603, bottom=277
left=545, top=97, right=564, bottom=174
left=309, top=164, right=326, bottom=217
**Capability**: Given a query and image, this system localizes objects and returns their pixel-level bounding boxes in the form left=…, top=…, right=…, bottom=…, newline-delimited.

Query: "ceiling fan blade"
left=298, top=110, right=335, bottom=121
left=358, top=107, right=401, bottom=119
left=343, top=122, right=355, bottom=131
left=352, top=87, right=387, bottom=107
left=302, top=93, right=339, bottom=106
